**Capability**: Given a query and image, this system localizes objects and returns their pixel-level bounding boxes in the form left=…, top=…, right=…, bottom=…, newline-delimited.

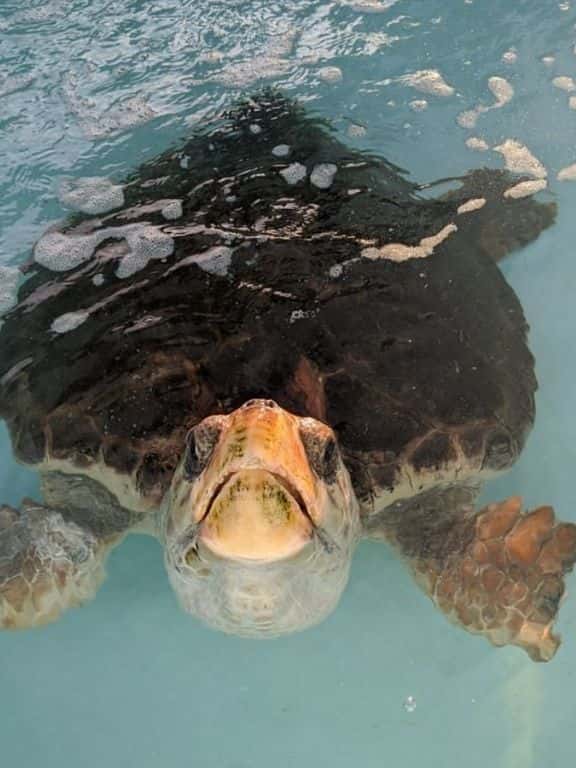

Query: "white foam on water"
left=569, top=96, right=576, bottom=110
left=457, top=110, right=479, bottom=129
left=361, top=223, right=458, bottom=262
left=457, top=77, right=513, bottom=129
left=289, top=309, right=317, bottom=323
left=272, top=144, right=291, bottom=157
left=51, top=310, right=90, bottom=334
left=180, top=156, right=190, bottom=169
left=409, top=99, right=428, bottom=111
left=502, top=50, right=518, bottom=64
left=92, top=274, right=105, bottom=286
left=541, top=55, right=556, bottom=66
left=487, top=76, right=514, bottom=107
left=209, top=29, right=296, bottom=87
left=457, top=197, right=486, bottom=214
left=329, top=264, right=344, bottom=278
left=0, top=266, right=20, bottom=314
left=194, top=246, right=234, bottom=276
left=62, top=72, right=158, bottom=140
left=279, top=163, right=307, bottom=185
left=34, top=224, right=174, bottom=277
left=310, top=163, right=338, bottom=189
left=503, top=179, right=548, bottom=198
left=59, top=177, right=125, bottom=215
left=494, top=140, right=547, bottom=179
left=161, top=200, right=183, bottom=220
left=318, top=66, right=343, bottom=83
left=35, top=231, right=100, bottom=272
left=339, top=0, right=399, bottom=10
left=552, top=76, right=576, bottom=92
left=466, top=136, right=490, bottom=151
left=558, top=163, right=576, bottom=181
left=347, top=124, right=367, bottom=138
left=116, top=226, right=175, bottom=278
left=400, top=69, right=454, bottom=97
left=249, top=123, right=262, bottom=134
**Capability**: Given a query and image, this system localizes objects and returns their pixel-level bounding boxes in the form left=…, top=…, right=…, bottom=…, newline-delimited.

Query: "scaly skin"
left=414, top=497, right=576, bottom=661
left=0, top=500, right=116, bottom=629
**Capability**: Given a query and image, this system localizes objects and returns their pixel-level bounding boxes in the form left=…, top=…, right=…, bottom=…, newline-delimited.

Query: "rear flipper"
left=0, top=499, right=116, bottom=629
left=378, top=494, right=576, bottom=661
left=437, top=168, right=557, bottom=262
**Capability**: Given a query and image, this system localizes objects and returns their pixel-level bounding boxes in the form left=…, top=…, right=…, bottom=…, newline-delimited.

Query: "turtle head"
left=164, top=399, right=360, bottom=637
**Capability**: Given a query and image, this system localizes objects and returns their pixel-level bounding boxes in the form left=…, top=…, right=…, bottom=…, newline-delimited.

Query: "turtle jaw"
left=197, top=468, right=315, bottom=562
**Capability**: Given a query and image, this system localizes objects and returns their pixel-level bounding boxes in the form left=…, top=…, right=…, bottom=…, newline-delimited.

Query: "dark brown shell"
left=0, top=93, right=552, bottom=508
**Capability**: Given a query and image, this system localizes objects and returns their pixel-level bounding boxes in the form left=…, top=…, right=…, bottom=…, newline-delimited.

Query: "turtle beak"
left=191, top=400, right=321, bottom=562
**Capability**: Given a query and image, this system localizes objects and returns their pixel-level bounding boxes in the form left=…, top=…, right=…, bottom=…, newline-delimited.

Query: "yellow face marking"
left=199, top=469, right=311, bottom=561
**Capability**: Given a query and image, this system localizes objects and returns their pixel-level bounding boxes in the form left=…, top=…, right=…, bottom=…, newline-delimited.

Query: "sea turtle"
left=1, top=93, right=574, bottom=661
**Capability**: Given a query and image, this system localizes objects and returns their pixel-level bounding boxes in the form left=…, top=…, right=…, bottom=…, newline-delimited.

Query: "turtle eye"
left=300, top=427, right=340, bottom=483
left=183, top=430, right=201, bottom=480
left=322, top=438, right=338, bottom=480
left=183, top=420, right=223, bottom=481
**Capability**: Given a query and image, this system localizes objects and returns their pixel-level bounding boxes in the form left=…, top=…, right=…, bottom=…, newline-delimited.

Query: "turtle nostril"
left=243, top=398, right=278, bottom=409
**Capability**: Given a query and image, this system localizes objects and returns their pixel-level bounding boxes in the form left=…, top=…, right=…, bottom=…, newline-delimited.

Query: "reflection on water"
left=1, top=1, right=576, bottom=767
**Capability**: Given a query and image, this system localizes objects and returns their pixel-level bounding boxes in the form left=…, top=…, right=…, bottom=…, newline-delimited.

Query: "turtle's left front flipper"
left=0, top=499, right=117, bottom=629
left=372, top=491, right=576, bottom=661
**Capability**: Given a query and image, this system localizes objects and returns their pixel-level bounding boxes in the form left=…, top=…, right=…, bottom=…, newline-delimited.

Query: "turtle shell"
left=0, top=92, right=551, bottom=512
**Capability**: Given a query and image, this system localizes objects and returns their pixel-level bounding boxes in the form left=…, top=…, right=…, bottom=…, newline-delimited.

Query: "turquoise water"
left=1, top=1, right=576, bottom=766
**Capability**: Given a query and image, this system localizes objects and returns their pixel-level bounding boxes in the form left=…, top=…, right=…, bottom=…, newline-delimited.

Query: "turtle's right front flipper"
left=438, top=168, right=557, bottom=262
left=0, top=499, right=114, bottom=629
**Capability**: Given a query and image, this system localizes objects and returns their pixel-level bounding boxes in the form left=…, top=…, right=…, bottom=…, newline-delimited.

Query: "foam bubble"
left=494, top=140, right=547, bottom=179
left=272, top=144, right=291, bottom=157
left=400, top=70, right=454, bottom=97
left=51, top=310, right=89, bottom=334
left=409, top=99, right=428, bottom=111
left=558, top=163, right=576, bottom=181
left=249, top=123, right=262, bottom=134
left=161, top=200, right=183, bottom=220
left=457, top=110, right=479, bottom=129
left=542, top=55, right=556, bottom=66
left=502, top=50, right=518, bottom=64
left=457, top=77, right=513, bottom=130
left=504, top=180, right=547, bottom=198
left=339, top=0, right=398, bottom=10
left=34, top=223, right=174, bottom=278
left=457, top=198, right=486, bottom=214
left=310, top=163, right=338, bottom=189
left=347, top=124, right=367, bottom=138
left=92, top=274, right=105, bottom=286
left=552, top=76, right=576, bottom=92
left=488, top=76, right=514, bottom=107
left=0, top=266, right=20, bottom=314
left=318, top=66, right=343, bottom=83
left=116, top=226, right=174, bottom=278
left=289, top=309, right=317, bottom=323
left=362, top=223, right=458, bottom=262
left=195, top=246, right=234, bottom=276
left=279, top=163, right=307, bottom=185
left=329, top=264, right=344, bottom=278
left=569, top=96, right=576, bottom=110
left=466, top=137, right=489, bottom=151
left=59, top=177, right=125, bottom=215
left=34, top=231, right=99, bottom=272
